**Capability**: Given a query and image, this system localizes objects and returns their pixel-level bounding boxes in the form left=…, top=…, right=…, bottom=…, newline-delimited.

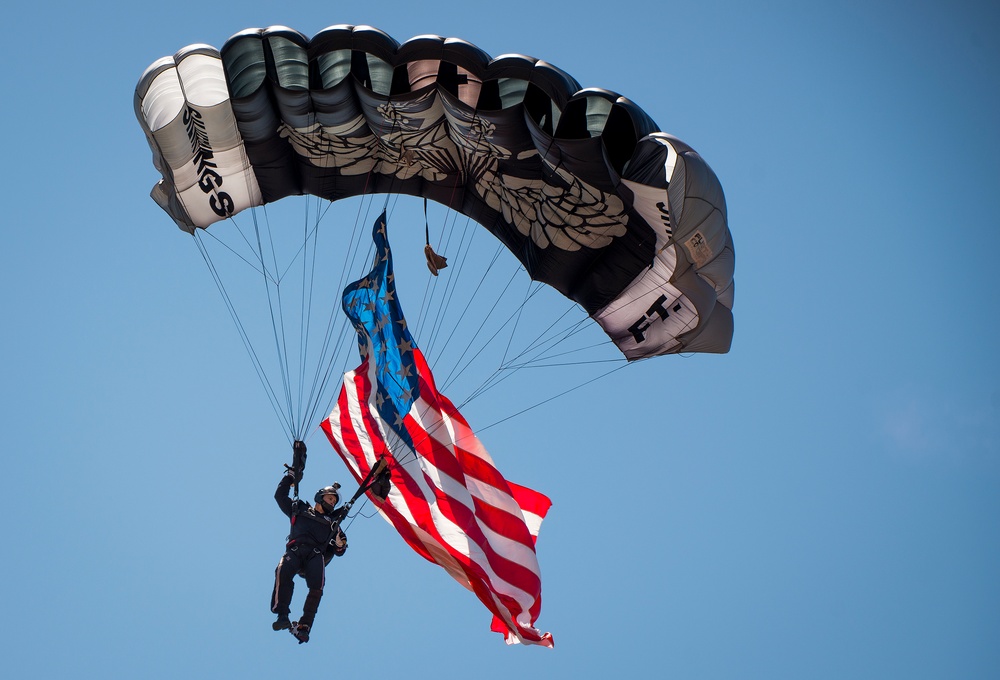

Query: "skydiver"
left=270, top=440, right=348, bottom=644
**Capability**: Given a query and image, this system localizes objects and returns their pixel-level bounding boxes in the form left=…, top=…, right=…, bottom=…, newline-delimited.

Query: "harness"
left=286, top=504, right=346, bottom=558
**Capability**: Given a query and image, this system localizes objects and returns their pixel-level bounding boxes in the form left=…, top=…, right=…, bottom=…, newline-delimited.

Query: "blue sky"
left=2, top=1, right=998, bottom=678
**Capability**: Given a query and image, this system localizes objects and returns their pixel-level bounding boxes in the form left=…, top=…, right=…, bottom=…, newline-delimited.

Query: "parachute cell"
left=135, top=24, right=734, bottom=359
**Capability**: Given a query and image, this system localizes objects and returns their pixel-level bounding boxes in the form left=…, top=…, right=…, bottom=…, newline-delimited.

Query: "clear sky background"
left=2, top=1, right=998, bottom=678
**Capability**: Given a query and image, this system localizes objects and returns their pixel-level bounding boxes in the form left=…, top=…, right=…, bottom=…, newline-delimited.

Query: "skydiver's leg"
left=271, top=548, right=302, bottom=628
left=297, top=552, right=326, bottom=631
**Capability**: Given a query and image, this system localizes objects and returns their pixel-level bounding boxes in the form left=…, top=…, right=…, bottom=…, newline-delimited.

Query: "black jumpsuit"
left=270, top=475, right=347, bottom=629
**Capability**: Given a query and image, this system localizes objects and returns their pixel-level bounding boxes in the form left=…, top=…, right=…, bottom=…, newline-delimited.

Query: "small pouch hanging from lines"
left=422, top=197, right=448, bottom=276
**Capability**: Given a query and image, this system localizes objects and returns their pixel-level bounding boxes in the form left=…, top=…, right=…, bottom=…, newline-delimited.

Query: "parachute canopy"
left=135, top=24, right=734, bottom=359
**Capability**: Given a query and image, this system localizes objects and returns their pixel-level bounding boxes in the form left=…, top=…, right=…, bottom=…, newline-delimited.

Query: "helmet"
left=314, top=484, right=341, bottom=506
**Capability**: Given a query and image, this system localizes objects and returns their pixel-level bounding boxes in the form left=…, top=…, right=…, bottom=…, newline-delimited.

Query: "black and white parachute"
left=135, top=24, right=733, bottom=360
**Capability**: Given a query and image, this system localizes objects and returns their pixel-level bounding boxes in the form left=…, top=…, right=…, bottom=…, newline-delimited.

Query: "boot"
left=272, top=614, right=291, bottom=631
left=292, top=621, right=310, bottom=644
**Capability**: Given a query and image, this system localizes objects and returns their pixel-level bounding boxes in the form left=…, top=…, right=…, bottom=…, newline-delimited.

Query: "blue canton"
left=341, top=212, right=420, bottom=441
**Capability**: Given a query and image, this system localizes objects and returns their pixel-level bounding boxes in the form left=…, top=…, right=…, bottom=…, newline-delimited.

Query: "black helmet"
left=314, top=483, right=341, bottom=506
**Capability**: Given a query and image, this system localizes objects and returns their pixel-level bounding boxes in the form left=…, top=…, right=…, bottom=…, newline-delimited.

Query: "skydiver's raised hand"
left=284, top=464, right=303, bottom=483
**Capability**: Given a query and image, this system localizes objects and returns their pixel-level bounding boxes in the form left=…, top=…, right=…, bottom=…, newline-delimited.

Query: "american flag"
left=321, top=213, right=553, bottom=646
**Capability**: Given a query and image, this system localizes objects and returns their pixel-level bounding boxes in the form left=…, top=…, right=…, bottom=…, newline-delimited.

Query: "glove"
left=284, top=464, right=303, bottom=483
left=286, top=440, right=307, bottom=483
left=369, top=469, right=392, bottom=502
left=292, top=440, right=307, bottom=470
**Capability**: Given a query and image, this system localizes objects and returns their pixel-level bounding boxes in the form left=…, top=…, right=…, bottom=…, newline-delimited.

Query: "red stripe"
left=507, top=482, right=553, bottom=524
